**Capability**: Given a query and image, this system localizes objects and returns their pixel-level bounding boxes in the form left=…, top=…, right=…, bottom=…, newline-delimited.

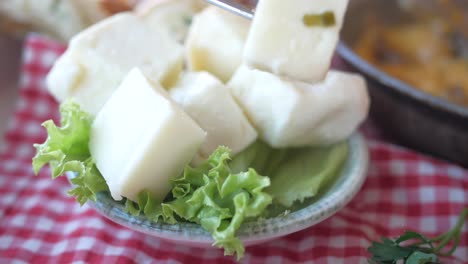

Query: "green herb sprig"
left=368, top=208, right=467, bottom=264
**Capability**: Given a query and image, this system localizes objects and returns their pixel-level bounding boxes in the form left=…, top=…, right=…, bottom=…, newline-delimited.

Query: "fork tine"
left=205, top=0, right=254, bottom=19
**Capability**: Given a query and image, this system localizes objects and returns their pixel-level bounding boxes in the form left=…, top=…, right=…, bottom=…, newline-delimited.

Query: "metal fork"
left=205, top=0, right=255, bottom=19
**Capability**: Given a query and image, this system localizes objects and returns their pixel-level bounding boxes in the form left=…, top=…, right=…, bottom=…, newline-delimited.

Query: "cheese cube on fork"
left=243, top=0, right=349, bottom=83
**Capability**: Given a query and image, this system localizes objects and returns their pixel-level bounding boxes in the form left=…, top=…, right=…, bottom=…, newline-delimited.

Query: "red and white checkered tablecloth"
left=0, top=34, right=467, bottom=264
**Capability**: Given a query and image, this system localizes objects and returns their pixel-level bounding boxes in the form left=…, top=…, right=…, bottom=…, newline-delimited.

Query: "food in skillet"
left=32, top=0, right=369, bottom=259
left=353, top=0, right=468, bottom=107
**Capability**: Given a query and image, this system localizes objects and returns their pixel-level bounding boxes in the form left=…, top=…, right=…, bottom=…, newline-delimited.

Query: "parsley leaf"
left=368, top=208, right=467, bottom=264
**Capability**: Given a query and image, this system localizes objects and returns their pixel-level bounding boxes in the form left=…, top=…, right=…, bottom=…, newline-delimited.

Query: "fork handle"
left=205, top=0, right=254, bottom=19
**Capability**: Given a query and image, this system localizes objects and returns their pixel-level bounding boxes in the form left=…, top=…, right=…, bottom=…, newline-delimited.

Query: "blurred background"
left=0, top=0, right=467, bottom=166
left=0, top=35, right=20, bottom=145
left=338, top=0, right=468, bottom=167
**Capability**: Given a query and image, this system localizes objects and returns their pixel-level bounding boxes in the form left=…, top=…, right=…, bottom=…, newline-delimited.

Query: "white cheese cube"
left=89, top=68, right=206, bottom=202
left=169, top=71, right=257, bottom=163
left=137, top=0, right=206, bottom=43
left=47, top=13, right=184, bottom=116
left=185, top=6, right=250, bottom=82
left=244, top=0, right=349, bottom=83
left=228, top=66, right=369, bottom=148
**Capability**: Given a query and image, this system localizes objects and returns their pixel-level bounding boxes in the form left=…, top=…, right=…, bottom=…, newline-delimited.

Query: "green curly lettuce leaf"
left=126, top=147, right=272, bottom=260
left=32, top=100, right=109, bottom=205
left=267, top=142, right=348, bottom=207
left=229, top=141, right=272, bottom=174
left=32, top=101, right=272, bottom=259
left=230, top=141, right=348, bottom=208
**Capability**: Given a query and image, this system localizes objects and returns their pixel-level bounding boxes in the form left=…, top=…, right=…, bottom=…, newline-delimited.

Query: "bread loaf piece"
left=72, top=0, right=138, bottom=25
left=0, top=0, right=139, bottom=41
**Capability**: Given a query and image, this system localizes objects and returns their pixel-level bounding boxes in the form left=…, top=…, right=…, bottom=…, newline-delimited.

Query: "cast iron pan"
left=337, top=0, right=468, bottom=167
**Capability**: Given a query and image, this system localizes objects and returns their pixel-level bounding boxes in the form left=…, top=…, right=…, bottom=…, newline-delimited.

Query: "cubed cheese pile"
left=46, top=0, right=369, bottom=202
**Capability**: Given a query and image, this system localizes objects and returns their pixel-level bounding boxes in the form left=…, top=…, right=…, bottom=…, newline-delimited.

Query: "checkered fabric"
left=0, top=34, right=467, bottom=264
